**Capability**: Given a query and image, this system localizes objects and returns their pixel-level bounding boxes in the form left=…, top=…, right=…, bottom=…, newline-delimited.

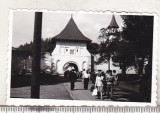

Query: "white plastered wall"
left=52, top=41, right=91, bottom=74
left=0, top=0, right=159, bottom=105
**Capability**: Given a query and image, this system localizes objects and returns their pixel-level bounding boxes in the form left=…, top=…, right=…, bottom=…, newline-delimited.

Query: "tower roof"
left=108, top=15, right=119, bottom=28
left=52, top=17, right=91, bottom=42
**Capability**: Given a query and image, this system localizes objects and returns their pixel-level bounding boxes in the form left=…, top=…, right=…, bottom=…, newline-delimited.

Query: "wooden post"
left=31, top=12, right=43, bottom=98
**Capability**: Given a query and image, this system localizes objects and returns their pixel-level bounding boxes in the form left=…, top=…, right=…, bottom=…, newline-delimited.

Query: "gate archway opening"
left=63, top=62, right=78, bottom=72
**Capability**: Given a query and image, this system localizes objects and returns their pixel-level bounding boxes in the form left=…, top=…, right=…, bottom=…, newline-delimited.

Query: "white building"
left=48, top=16, right=137, bottom=75
left=51, top=17, right=92, bottom=74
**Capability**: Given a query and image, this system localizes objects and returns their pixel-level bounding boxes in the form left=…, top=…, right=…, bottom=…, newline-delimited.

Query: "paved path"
left=64, top=81, right=142, bottom=102
left=11, top=81, right=142, bottom=102
left=64, top=82, right=99, bottom=101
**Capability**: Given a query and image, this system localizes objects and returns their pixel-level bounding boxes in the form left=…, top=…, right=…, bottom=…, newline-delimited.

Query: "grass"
left=11, top=73, right=67, bottom=88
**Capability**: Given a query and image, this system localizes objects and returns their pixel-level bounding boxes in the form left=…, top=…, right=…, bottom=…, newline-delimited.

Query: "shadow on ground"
left=113, top=87, right=144, bottom=102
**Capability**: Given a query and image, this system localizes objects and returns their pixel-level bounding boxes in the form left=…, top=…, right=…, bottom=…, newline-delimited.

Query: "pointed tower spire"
left=108, top=15, right=119, bottom=28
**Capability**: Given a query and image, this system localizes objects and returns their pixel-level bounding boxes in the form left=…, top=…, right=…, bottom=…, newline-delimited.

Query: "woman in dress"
left=95, top=71, right=104, bottom=100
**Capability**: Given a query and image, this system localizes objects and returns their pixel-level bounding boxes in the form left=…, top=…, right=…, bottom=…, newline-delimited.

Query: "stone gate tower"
left=51, top=17, right=92, bottom=74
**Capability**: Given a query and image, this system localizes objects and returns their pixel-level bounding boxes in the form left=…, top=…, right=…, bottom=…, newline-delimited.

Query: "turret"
left=107, top=15, right=119, bottom=34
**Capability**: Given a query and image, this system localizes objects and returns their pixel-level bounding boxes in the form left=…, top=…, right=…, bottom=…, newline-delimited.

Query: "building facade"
left=51, top=17, right=92, bottom=74
left=49, top=15, right=137, bottom=75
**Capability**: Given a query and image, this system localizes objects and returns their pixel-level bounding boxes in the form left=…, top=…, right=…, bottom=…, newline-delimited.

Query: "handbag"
left=92, top=88, right=98, bottom=96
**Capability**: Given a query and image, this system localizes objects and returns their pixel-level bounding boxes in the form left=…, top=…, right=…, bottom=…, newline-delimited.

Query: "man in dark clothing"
left=69, top=69, right=77, bottom=90
left=64, top=70, right=69, bottom=81
left=101, top=71, right=107, bottom=96
left=90, top=71, right=96, bottom=92
left=90, top=71, right=96, bottom=84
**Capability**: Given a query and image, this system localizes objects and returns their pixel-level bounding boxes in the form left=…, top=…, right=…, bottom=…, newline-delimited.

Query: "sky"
left=12, top=11, right=124, bottom=47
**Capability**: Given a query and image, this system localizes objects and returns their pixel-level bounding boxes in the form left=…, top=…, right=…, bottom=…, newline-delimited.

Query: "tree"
left=41, top=52, right=55, bottom=73
left=98, top=15, right=153, bottom=76
left=121, top=15, right=153, bottom=102
left=111, top=39, right=135, bottom=75
left=121, top=15, right=153, bottom=75
left=98, top=15, right=121, bottom=71
left=98, top=36, right=116, bottom=70
left=98, top=15, right=153, bottom=101
left=98, top=34, right=135, bottom=75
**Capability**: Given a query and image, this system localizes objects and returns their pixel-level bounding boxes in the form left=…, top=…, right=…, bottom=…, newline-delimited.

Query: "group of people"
left=81, top=69, right=118, bottom=100
left=65, top=69, right=91, bottom=90
left=94, top=70, right=118, bottom=100
left=65, top=69, right=118, bottom=100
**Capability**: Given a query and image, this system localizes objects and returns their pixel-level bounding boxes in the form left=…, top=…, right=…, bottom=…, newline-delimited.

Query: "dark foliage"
left=97, top=15, right=153, bottom=102
left=12, top=38, right=55, bottom=75
left=111, top=39, right=135, bottom=68
left=98, top=15, right=153, bottom=76
left=87, top=42, right=100, bottom=54
left=121, top=15, right=153, bottom=75
left=17, top=38, right=55, bottom=53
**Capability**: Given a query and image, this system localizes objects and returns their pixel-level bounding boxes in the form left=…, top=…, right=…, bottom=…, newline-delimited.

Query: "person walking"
left=113, top=70, right=118, bottom=88
left=82, top=70, right=90, bottom=90
left=95, top=70, right=104, bottom=100
left=64, top=70, right=70, bottom=81
left=76, top=71, right=81, bottom=79
left=90, top=71, right=97, bottom=92
left=106, top=70, right=115, bottom=100
left=69, top=69, right=77, bottom=90
left=91, top=71, right=96, bottom=84
left=101, top=71, right=107, bottom=96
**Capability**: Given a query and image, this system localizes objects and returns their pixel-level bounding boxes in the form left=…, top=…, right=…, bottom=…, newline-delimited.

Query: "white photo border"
left=7, top=9, right=158, bottom=106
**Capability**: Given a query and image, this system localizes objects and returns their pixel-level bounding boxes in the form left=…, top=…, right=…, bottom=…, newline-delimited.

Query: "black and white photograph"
left=9, top=10, right=155, bottom=104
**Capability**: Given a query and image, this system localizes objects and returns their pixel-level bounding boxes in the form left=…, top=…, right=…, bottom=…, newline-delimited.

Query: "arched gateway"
left=51, top=16, right=91, bottom=74
left=63, top=62, right=79, bottom=71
